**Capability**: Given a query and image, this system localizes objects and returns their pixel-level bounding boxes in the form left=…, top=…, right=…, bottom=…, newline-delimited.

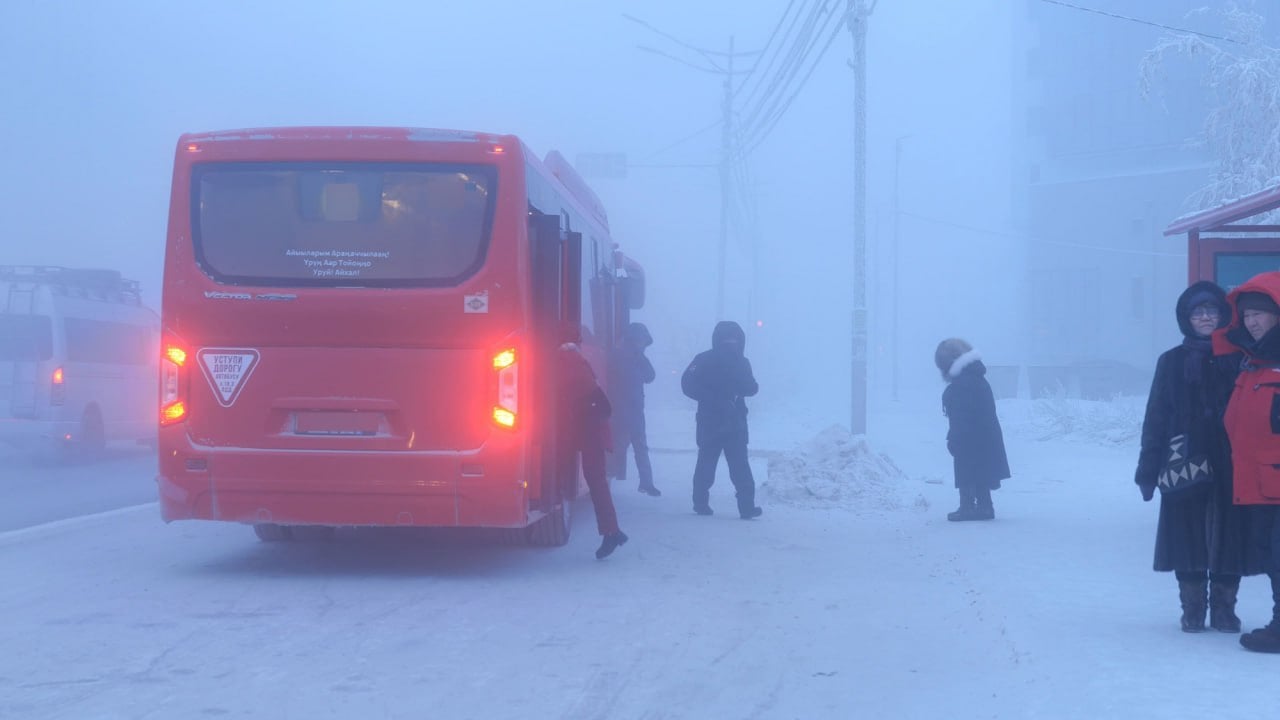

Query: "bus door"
left=529, top=213, right=581, bottom=512
left=1, top=284, right=41, bottom=419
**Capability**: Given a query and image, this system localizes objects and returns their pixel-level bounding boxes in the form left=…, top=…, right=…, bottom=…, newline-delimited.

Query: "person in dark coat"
left=1136, top=280, right=1255, bottom=633
left=1213, top=272, right=1280, bottom=652
left=559, top=343, right=628, bottom=559
left=681, top=320, right=761, bottom=519
left=609, top=322, right=660, bottom=496
left=934, top=338, right=1009, bottom=522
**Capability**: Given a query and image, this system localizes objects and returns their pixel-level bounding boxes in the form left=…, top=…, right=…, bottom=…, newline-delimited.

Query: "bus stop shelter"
left=1164, top=183, right=1280, bottom=288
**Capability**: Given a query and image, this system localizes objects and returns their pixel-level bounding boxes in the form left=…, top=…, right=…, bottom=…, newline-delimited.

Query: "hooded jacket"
left=1136, top=281, right=1237, bottom=497
left=681, top=321, right=758, bottom=445
left=610, top=322, right=655, bottom=415
left=559, top=344, right=612, bottom=451
left=1215, top=271, right=1280, bottom=504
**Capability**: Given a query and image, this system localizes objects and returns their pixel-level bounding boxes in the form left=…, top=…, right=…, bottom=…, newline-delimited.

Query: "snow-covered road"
left=2, top=402, right=1276, bottom=719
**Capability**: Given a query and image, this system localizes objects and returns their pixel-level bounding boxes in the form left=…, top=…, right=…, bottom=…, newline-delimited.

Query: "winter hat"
left=1184, top=290, right=1218, bottom=315
left=934, top=338, right=972, bottom=380
left=624, top=322, right=653, bottom=348
left=1236, top=292, right=1280, bottom=316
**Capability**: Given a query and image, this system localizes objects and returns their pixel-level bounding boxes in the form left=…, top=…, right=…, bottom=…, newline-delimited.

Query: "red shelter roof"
left=1164, top=182, right=1280, bottom=236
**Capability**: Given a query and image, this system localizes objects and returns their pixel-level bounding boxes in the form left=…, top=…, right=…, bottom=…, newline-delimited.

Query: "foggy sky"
left=1, top=0, right=1225, bottom=427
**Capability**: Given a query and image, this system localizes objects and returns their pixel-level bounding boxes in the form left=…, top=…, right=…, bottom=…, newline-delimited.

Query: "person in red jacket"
left=1214, top=272, right=1280, bottom=652
left=559, top=343, right=628, bottom=559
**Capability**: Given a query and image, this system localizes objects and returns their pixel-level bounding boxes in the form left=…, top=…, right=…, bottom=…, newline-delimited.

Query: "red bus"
left=158, top=127, right=644, bottom=545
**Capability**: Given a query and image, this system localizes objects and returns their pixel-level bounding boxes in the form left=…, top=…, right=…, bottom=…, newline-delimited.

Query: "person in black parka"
left=1137, top=280, right=1259, bottom=632
left=559, top=342, right=628, bottom=559
left=681, top=321, right=762, bottom=519
left=609, top=322, right=660, bottom=496
left=935, top=338, right=1010, bottom=522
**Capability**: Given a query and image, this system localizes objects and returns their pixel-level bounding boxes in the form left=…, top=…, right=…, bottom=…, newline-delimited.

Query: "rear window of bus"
left=191, top=162, right=497, bottom=287
left=0, top=314, right=53, bottom=361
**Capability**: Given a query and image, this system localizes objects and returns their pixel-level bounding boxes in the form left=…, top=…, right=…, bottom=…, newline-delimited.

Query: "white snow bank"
left=1000, top=396, right=1144, bottom=445
left=763, top=425, right=925, bottom=513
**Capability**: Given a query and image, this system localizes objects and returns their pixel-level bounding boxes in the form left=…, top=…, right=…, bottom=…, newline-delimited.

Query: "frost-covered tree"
left=1141, top=1, right=1280, bottom=211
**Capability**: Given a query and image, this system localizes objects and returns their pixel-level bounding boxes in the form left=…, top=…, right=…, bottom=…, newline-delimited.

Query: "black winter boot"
left=973, top=488, right=995, bottom=521
left=1239, top=617, right=1280, bottom=652
left=1240, top=573, right=1280, bottom=653
left=947, top=489, right=978, bottom=522
left=595, top=531, right=628, bottom=559
left=1178, top=579, right=1208, bottom=633
left=1209, top=578, right=1242, bottom=633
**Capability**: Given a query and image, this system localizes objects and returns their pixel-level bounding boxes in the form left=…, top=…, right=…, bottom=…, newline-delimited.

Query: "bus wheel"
left=526, top=500, right=571, bottom=547
left=78, top=407, right=105, bottom=459
left=253, top=523, right=293, bottom=542
left=57, top=407, right=105, bottom=463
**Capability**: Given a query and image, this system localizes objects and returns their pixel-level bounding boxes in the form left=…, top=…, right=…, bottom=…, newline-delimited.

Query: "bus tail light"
left=161, top=341, right=188, bottom=426
left=492, top=346, right=518, bottom=430
left=50, top=367, right=65, bottom=406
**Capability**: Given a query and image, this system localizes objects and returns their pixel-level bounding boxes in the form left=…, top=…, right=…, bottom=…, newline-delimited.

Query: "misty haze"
left=3, top=1, right=1280, bottom=718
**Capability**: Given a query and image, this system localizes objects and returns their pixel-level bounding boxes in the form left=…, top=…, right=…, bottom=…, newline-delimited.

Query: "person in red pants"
left=559, top=342, right=628, bottom=559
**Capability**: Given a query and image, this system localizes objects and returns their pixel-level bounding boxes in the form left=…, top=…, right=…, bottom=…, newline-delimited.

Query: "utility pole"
left=892, top=134, right=908, bottom=403
left=626, top=15, right=755, bottom=322
left=717, top=36, right=734, bottom=321
left=848, top=0, right=875, bottom=435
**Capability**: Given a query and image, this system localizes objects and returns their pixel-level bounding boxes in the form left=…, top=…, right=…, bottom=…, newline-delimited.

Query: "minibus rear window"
left=0, top=314, right=53, bottom=361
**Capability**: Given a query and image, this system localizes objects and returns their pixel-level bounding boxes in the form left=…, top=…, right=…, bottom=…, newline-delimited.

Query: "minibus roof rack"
left=0, top=265, right=143, bottom=304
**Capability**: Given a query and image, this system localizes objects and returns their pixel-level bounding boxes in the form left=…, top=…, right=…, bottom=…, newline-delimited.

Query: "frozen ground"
left=1, top=396, right=1275, bottom=719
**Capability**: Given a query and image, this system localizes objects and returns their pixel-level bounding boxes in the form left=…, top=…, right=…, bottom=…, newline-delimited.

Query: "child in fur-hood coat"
left=935, top=338, right=1010, bottom=521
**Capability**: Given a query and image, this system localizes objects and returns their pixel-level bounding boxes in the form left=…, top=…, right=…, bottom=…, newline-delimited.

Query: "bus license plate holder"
left=293, top=411, right=381, bottom=436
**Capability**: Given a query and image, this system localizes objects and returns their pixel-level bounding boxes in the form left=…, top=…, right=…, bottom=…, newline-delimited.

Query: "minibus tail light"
left=50, top=367, right=65, bottom=406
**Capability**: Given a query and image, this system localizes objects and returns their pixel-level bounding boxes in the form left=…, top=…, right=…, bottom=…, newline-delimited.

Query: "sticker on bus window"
left=197, top=348, right=261, bottom=407
left=464, top=291, right=489, bottom=313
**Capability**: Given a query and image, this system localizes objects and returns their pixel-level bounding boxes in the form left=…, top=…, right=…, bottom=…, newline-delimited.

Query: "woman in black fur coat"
left=1134, top=281, right=1257, bottom=632
left=935, top=338, right=1010, bottom=522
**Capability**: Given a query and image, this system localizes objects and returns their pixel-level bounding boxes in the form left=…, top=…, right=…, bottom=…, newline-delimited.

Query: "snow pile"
left=763, top=425, right=923, bottom=513
left=1006, top=395, right=1144, bottom=445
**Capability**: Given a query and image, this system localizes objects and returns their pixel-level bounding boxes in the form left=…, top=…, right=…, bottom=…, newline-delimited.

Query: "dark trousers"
left=611, top=409, right=654, bottom=489
left=580, top=443, right=619, bottom=536
left=692, top=436, right=755, bottom=515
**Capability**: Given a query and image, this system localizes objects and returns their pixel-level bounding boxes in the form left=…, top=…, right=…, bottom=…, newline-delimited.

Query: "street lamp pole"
left=891, top=134, right=908, bottom=402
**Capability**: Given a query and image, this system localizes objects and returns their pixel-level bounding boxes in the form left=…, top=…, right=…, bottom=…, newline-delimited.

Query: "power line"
left=740, top=6, right=846, bottom=154
left=623, top=12, right=763, bottom=70
left=1038, top=0, right=1242, bottom=44
left=734, top=0, right=807, bottom=105
left=643, top=118, right=723, bottom=161
left=636, top=44, right=726, bottom=74
left=739, top=2, right=824, bottom=125
left=738, top=1, right=834, bottom=137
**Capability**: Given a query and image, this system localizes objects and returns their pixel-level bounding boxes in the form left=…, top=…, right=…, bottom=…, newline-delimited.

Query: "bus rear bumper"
left=0, top=418, right=77, bottom=453
left=157, top=444, right=530, bottom=529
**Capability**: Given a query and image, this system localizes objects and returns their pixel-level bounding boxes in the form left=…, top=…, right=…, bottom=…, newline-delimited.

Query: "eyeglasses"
left=1190, top=307, right=1221, bottom=319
